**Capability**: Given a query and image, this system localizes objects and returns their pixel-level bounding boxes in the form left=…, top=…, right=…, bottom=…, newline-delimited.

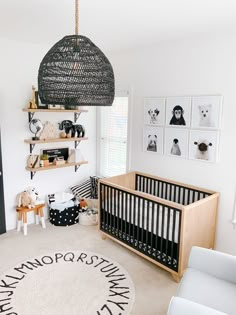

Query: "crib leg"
left=171, top=273, right=181, bottom=283
left=101, top=233, right=107, bottom=240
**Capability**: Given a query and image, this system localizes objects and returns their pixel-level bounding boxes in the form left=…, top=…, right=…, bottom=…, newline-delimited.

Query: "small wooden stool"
left=16, top=203, right=46, bottom=236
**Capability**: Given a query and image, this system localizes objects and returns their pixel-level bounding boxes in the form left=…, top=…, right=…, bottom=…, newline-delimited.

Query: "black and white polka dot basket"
left=49, top=206, right=79, bottom=226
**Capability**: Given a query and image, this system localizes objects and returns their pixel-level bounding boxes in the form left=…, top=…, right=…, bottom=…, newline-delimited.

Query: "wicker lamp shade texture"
left=38, top=35, right=115, bottom=106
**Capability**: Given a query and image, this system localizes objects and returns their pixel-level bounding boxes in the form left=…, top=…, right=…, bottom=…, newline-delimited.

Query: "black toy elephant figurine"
left=58, top=120, right=85, bottom=137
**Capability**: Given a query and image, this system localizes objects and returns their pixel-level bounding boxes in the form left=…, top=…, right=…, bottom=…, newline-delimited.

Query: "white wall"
left=110, top=33, right=236, bottom=255
left=0, top=38, right=96, bottom=230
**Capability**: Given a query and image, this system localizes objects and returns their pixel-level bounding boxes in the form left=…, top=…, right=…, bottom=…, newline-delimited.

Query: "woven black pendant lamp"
left=38, top=0, right=114, bottom=107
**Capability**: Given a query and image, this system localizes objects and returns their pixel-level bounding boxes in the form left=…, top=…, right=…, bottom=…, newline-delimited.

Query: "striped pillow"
left=70, top=179, right=91, bottom=199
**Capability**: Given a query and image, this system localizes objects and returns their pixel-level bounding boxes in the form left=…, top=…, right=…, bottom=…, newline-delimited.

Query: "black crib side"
left=135, top=174, right=211, bottom=205
left=99, top=182, right=182, bottom=272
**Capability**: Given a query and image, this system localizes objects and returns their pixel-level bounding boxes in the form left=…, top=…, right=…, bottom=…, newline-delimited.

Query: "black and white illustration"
left=164, top=128, right=189, bottom=158
left=189, top=130, right=219, bottom=162
left=143, top=126, right=164, bottom=154
left=166, top=97, right=191, bottom=127
left=144, top=97, right=165, bottom=126
left=191, top=96, right=222, bottom=129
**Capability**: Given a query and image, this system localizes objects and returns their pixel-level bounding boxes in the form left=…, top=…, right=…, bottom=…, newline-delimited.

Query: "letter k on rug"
left=0, top=251, right=135, bottom=315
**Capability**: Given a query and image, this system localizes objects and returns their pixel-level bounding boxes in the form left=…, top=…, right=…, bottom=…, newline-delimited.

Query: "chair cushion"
left=177, top=268, right=236, bottom=315
left=168, top=297, right=228, bottom=315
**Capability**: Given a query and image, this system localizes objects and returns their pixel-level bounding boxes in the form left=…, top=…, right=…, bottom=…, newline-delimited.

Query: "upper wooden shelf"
left=23, top=108, right=88, bottom=113
left=24, top=137, right=88, bottom=144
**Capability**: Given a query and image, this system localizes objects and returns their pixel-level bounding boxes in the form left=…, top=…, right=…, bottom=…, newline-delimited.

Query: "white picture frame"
left=165, top=96, right=191, bottom=127
left=191, top=95, right=222, bottom=129
left=164, top=128, right=189, bottom=159
left=189, top=130, right=220, bottom=163
left=144, top=97, right=166, bottom=126
left=143, top=126, right=164, bottom=154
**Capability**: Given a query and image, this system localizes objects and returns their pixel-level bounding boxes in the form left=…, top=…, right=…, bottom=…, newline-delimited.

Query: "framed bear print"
left=165, top=97, right=191, bottom=127
left=143, top=126, right=164, bottom=154
left=164, top=128, right=189, bottom=159
left=189, top=130, right=219, bottom=163
left=191, top=95, right=222, bottom=129
left=144, top=97, right=166, bottom=126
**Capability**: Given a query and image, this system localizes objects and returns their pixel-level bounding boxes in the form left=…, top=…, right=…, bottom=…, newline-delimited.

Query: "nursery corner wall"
left=0, top=38, right=96, bottom=230
left=110, top=33, right=236, bottom=255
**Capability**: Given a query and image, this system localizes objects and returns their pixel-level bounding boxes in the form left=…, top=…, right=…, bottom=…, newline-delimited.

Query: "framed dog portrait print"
left=165, top=96, right=191, bottom=127
left=143, top=126, right=164, bottom=154
left=189, top=130, right=219, bottom=163
left=144, top=97, right=166, bottom=126
left=164, top=128, right=189, bottom=159
left=191, top=96, right=222, bottom=129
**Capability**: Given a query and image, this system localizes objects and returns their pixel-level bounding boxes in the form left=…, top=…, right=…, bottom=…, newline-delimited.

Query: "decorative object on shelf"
left=29, top=118, right=43, bottom=140
left=58, top=120, right=85, bottom=137
left=38, top=0, right=114, bottom=107
left=41, top=148, right=69, bottom=163
left=28, top=85, right=38, bottom=109
left=39, top=121, right=58, bottom=140
left=53, top=156, right=66, bottom=166
left=48, top=105, right=62, bottom=110
left=67, top=150, right=75, bottom=163
left=27, top=155, right=40, bottom=168
left=59, top=131, right=67, bottom=138
left=40, top=154, right=49, bottom=166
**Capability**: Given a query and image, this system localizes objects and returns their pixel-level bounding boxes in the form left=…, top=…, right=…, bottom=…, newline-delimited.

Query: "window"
left=97, top=93, right=129, bottom=177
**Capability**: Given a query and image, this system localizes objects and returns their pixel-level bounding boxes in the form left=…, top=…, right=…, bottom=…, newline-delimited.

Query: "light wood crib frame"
left=98, top=171, right=219, bottom=281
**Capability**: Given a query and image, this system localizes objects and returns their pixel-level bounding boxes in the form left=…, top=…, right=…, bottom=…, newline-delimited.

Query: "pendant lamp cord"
left=75, top=0, right=79, bottom=35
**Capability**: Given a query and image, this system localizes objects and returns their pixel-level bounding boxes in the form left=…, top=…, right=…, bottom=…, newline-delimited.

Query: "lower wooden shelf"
left=26, top=161, right=88, bottom=179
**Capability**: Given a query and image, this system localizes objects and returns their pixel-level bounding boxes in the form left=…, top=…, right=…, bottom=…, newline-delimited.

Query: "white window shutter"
left=99, top=96, right=129, bottom=177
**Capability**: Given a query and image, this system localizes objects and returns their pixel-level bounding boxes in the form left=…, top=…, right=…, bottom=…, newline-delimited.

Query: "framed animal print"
left=165, top=97, right=191, bottom=127
left=144, top=97, right=165, bottom=126
left=191, top=96, right=222, bottom=129
left=164, top=128, right=189, bottom=159
left=188, top=130, right=219, bottom=163
left=143, top=126, right=164, bottom=154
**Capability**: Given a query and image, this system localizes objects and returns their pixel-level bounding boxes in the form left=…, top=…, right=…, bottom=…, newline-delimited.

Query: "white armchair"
left=167, top=246, right=236, bottom=315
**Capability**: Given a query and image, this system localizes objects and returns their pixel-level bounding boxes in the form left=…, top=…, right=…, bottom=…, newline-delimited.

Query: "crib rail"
left=135, top=173, right=211, bottom=205
left=99, top=182, right=182, bottom=272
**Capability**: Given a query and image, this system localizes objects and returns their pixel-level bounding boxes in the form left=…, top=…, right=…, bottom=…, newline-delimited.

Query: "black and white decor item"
left=143, top=95, right=222, bottom=162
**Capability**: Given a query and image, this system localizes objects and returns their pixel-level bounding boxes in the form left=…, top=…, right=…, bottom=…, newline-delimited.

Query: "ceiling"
left=0, top=0, right=236, bottom=52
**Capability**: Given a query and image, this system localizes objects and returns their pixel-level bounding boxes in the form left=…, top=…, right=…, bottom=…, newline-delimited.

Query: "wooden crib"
left=98, top=171, right=219, bottom=281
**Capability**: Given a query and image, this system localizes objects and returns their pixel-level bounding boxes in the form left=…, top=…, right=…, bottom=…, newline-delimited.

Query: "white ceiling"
left=0, top=0, right=236, bottom=52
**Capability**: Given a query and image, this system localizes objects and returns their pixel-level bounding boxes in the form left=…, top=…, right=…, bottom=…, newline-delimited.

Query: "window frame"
left=96, top=90, right=131, bottom=178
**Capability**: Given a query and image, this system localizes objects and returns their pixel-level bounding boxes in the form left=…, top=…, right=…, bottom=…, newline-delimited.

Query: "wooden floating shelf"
left=23, top=108, right=88, bottom=113
left=26, top=161, right=88, bottom=172
left=24, top=137, right=88, bottom=144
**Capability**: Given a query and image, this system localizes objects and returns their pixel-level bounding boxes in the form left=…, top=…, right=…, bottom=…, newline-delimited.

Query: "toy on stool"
left=16, top=187, right=39, bottom=208
left=79, top=198, right=98, bottom=225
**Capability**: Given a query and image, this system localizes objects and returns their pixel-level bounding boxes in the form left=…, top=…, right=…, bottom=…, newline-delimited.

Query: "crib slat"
left=137, top=196, right=140, bottom=249
left=151, top=201, right=154, bottom=253
left=146, top=200, right=150, bottom=252
left=155, top=204, right=160, bottom=259
left=128, top=193, right=132, bottom=244
left=141, top=199, right=145, bottom=248
left=160, top=205, right=165, bottom=259
left=171, top=209, right=176, bottom=266
left=133, top=196, right=136, bottom=247
left=165, top=207, right=171, bottom=263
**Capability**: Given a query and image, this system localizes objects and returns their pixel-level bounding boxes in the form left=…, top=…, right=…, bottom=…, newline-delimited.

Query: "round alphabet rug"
left=0, top=251, right=135, bottom=315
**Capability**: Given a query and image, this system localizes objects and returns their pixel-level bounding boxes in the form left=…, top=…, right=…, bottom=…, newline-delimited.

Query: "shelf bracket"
left=74, top=112, right=81, bottom=123
left=75, top=140, right=81, bottom=149
left=30, top=143, right=36, bottom=153
left=28, top=112, right=35, bottom=122
left=75, top=165, right=80, bottom=172
left=30, top=171, right=36, bottom=180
